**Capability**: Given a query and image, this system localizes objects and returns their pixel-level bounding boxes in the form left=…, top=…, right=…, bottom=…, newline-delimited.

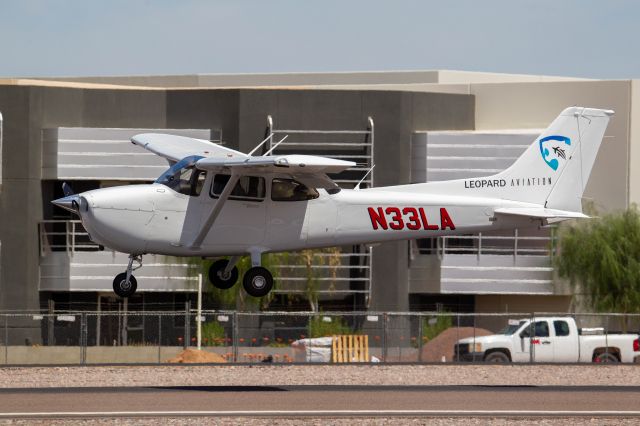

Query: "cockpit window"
left=271, top=178, right=319, bottom=202
left=155, top=155, right=206, bottom=196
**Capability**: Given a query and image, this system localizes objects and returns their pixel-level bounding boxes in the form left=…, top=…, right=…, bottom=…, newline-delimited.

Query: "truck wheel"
left=484, top=351, right=510, bottom=363
left=594, top=352, right=619, bottom=363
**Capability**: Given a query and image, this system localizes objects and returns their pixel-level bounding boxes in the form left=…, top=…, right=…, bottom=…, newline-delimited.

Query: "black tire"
left=113, top=272, right=137, bottom=298
left=594, top=352, right=619, bottom=363
left=484, top=351, right=510, bottom=363
left=242, top=267, right=273, bottom=297
left=208, top=259, right=239, bottom=290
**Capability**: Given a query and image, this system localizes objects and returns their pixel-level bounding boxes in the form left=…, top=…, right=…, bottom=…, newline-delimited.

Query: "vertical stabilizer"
left=492, top=107, right=613, bottom=211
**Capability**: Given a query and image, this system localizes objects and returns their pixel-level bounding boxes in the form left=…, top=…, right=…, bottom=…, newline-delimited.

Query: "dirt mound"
left=167, top=348, right=227, bottom=363
left=421, top=327, right=493, bottom=362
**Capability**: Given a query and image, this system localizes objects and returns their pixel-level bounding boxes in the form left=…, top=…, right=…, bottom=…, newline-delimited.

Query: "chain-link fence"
left=0, top=311, right=638, bottom=365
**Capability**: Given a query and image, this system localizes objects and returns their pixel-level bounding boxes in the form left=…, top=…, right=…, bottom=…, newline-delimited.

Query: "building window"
left=271, top=178, right=319, bottom=202
left=416, top=238, right=436, bottom=254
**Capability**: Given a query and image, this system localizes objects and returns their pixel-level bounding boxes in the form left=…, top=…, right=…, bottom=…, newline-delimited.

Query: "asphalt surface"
left=0, top=385, right=638, bottom=418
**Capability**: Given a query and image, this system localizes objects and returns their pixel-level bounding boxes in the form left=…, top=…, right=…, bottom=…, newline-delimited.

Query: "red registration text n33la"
left=367, top=207, right=455, bottom=231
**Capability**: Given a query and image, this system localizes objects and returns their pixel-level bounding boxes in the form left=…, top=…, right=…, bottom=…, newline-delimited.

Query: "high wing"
left=131, top=133, right=248, bottom=164
left=194, top=154, right=355, bottom=189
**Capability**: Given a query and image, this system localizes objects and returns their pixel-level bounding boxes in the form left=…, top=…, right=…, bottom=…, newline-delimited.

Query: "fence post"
left=232, top=312, right=238, bottom=362
left=80, top=313, right=87, bottom=365
left=529, top=313, right=535, bottom=363
left=382, top=313, right=388, bottom=362
left=158, top=314, right=162, bottom=364
left=605, top=314, right=609, bottom=358
left=417, top=313, right=423, bottom=363
left=184, top=301, right=191, bottom=349
left=455, top=314, right=460, bottom=363
left=48, top=300, right=55, bottom=345
left=4, top=316, right=7, bottom=365
left=472, top=313, right=476, bottom=364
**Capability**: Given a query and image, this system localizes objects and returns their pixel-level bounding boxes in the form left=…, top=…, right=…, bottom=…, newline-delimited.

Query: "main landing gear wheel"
left=209, top=259, right=239, bottom=289
left=113, top=273, right=137, bottom=298
left=242, top=267, right=273, bottom=297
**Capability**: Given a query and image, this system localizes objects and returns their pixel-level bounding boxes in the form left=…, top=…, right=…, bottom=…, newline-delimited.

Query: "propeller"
left=62, top=182, right=74, bottom=197
left=52, top=182, right=81, bottom=215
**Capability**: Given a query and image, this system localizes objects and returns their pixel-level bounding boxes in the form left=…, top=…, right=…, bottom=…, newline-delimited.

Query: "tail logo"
left=539, top=135, right=571, bottom=171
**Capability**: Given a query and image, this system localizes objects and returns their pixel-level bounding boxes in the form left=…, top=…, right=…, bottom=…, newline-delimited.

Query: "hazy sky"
left=1, top=0, right=638, bottom=79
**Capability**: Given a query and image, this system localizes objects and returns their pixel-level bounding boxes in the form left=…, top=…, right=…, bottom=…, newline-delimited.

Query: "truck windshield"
left=499, top=321, right=527, bottom=335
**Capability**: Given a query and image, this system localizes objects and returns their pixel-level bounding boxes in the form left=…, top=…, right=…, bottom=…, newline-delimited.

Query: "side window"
left=553, top=320, right=570, bottom=337
left=533, top=321, right=550, bottom=337
left=271, top=178, right=319, bottom=202
left=210, top=174, right=265, bottom=202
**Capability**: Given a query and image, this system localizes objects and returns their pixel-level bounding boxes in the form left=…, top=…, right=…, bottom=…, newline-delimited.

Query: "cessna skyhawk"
left=52, top=107, right=613, bottom=298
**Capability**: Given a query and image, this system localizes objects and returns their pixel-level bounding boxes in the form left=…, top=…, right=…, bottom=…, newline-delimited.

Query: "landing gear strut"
left=113, top=254, right=142, bottom=298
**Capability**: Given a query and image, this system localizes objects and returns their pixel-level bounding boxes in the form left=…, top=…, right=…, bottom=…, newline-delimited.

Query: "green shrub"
left=308, top=316, right=353, bottom=338
left=201, top=321, right=227, bottom=346
left=422, top=315, right=453, bottom=342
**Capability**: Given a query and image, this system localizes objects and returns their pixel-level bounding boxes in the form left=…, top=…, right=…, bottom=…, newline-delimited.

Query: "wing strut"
left=190, top=174, right=240, bottom=248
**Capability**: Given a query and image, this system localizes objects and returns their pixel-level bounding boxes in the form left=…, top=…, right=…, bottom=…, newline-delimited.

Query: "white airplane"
left=52, top=107, right=613, bottom=298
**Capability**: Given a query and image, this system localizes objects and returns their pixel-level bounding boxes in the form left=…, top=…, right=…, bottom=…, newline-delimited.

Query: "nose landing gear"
left=113, top=254, right=142, bottom=298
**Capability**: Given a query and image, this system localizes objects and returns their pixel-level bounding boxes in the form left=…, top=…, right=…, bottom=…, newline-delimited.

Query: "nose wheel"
left=242, top=267, right=273, bottom=298
left=113, top=273, right=138, bottom=298
left=113, top=254, right=142, bottom=298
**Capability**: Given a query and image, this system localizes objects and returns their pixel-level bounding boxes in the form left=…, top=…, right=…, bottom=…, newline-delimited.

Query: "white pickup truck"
left=454, top=316, right=640, bottom=363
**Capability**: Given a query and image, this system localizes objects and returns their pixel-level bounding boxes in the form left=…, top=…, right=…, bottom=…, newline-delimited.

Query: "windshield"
left=498, top=321, right=527, bottom=335
left=155, top=155, right=204, bottom=190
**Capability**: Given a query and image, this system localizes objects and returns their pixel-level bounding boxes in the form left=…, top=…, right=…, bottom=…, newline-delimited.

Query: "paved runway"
left=0, top=385, right=638, bottom=418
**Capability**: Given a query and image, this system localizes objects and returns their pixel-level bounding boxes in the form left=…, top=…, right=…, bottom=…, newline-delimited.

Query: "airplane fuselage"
left=78, top=174, right=538, bottom=257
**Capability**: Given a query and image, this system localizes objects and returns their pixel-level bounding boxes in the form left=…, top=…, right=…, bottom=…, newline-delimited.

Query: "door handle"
left=541, top=341, right=551, bottom=345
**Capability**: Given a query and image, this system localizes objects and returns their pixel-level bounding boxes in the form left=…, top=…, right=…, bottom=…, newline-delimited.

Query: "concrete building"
left=0, top=70, right=638, bottom=329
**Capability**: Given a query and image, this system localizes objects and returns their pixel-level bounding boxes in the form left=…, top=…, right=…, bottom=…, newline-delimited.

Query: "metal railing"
left=265, top=116, right=375, bottom=303
left=0, top=310, right=637, bottom=365
left=266, top=115, right=375, bottom=188
left=433, top=230, right=555, bottom=259
left=39, top=220, right=99, bottom=256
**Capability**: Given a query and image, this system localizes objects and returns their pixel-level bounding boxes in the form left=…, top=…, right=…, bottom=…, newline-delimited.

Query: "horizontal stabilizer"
left=494, top=207, right=589, bottom=220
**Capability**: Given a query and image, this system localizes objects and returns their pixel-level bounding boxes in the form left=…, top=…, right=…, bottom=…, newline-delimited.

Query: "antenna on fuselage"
left=354, top=165, right=375, bottom=191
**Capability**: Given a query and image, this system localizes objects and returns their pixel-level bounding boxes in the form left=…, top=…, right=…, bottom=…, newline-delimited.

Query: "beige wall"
left=476, top=295, right=572, bottom=313
left=629, top=80, right=640, bottom=205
